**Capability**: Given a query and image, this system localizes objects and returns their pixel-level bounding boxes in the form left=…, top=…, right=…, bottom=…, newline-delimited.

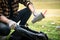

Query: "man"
left=0, top=0, right=47, bottom=40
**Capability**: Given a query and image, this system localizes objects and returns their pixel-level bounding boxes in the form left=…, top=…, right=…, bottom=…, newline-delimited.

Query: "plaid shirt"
left=0, top=0, right=32, bottom=17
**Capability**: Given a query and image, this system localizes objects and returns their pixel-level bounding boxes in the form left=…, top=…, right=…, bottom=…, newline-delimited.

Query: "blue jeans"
left=0, top=22, right=10, bottom=36
left=0, top=8, right=31, bottom=36
left=9, top=8, right=31, bottom=25
left=9, top=8, right=32, bottom=40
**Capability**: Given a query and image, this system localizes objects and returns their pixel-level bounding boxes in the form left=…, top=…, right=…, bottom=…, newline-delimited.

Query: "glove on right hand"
left=8, top=20, right=17, bottom=29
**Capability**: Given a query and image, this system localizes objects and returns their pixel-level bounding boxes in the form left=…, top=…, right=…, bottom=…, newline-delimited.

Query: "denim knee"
left=19, top=8, right=32, bottom=25
left=0, top=22, right=11, bottom=36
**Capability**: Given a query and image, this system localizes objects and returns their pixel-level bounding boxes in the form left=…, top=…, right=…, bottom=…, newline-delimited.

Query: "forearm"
left=28, top=3, right=35, bottom=13
left=0, top=15, right=10, bottom=24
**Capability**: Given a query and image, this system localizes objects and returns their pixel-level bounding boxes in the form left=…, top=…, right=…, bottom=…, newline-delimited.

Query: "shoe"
left=35, top=32, right=48, bottom=40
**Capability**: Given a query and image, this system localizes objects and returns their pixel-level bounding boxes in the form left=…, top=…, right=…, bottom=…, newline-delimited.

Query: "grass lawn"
left=27, top=16, right=60, bottom=40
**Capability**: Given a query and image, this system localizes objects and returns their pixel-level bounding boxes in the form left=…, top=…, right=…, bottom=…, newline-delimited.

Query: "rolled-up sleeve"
left=19, top=0, right=32, bottom=7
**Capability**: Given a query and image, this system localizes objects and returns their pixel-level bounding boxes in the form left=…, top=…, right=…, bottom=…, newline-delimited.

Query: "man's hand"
left=0, top=15, right=17, bottom=29
left=8, top=20, right=17, bottom=29
left=33, top=11, right=39, bottom=17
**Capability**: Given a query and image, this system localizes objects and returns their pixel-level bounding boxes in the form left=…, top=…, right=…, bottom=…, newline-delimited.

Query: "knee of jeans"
left=0, top=23, right=11, bottom=36
left=23, top=8, right=32, bottom=17
left=25, top=8, right=32, bottom=13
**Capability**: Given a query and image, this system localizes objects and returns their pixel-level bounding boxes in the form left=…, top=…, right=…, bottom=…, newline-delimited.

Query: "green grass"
left=27, top=16, right=60, bottom=40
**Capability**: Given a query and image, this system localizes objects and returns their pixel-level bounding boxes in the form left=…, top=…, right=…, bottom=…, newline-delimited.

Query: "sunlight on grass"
left=27, top=16, right=60, bottom=40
